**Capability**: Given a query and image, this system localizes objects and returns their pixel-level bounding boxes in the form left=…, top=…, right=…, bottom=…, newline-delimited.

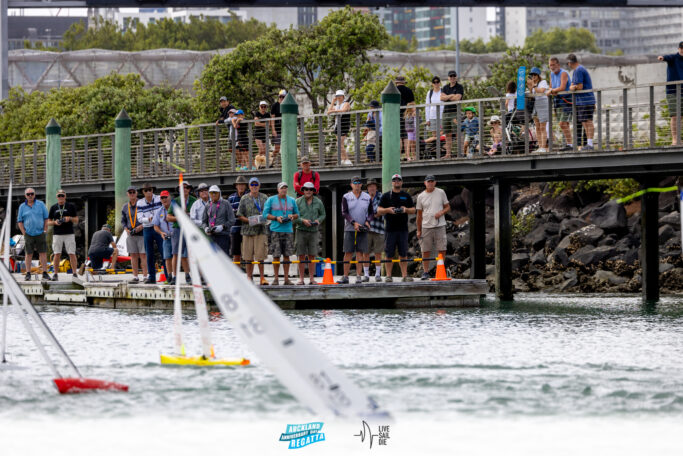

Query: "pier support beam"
left=494, top=180, right=513, bottom=301
left=280, top=93, right=299, bottom=197
left=114, top=109, right=132, bottom=236
left=381, top=81, right=401, bottom=193
left=45, top=118, right=61, bottom=253
left=640, top=179, right=660, bottom=303
left=468, top=184, right=487, bottom=279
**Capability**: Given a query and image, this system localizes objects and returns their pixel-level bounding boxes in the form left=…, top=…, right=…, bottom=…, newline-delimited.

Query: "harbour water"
left=1, top=294, right=683, bottom=455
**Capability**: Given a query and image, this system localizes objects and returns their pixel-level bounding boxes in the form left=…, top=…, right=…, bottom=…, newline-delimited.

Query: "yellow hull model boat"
left=160, top=354, right=250, bottom=366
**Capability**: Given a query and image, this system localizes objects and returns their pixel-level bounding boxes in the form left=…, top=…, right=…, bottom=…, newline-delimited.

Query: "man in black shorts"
left=376, top=174, right=416, bottom=282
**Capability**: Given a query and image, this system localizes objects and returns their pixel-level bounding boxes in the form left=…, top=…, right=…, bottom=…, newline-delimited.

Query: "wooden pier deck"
left=0, top=274, right=487, bottom=310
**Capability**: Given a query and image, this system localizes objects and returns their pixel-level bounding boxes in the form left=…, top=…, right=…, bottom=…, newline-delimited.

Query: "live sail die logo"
left=279, top=422, right=326, bottom=449
left=354, top=420, right=390, bottom=449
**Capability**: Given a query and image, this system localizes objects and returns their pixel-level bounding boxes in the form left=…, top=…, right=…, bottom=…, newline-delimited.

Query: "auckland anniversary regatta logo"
left=279, top=422, right=326, bottom=449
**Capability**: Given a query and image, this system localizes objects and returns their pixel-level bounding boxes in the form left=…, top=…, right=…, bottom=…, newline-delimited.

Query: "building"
left=622, top=8, right=683, bottom=55
left=238, top=7, right=337, bottom=28
left=6, top=15, right=82, bottom=50
left=113, top=8, right=247, bottom=30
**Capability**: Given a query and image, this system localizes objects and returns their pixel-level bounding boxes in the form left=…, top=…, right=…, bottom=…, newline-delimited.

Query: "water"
left=1, top=294, right=683, bottom=455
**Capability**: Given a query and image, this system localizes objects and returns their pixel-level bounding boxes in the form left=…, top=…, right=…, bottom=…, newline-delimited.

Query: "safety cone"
left=318, top=258, right=337, bottom=285
left=431, top=254, right=451, bottom=281
left=159, top=272, right=166, bottom=283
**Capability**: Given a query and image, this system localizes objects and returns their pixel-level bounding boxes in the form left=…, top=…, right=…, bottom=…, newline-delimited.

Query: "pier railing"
left=0, top=79, right=681, bottom=187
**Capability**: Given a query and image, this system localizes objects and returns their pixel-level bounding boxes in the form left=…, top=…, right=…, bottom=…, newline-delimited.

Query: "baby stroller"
left=505, top=106, right=537, bottom=155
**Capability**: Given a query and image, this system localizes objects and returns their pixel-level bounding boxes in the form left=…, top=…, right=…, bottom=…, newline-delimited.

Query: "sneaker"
left=533, top=148, right=547, bottom=154
left=144, top=277, right=156, bottom=284
left=402, top=276, right=414, bottom=282
left=185, top=275, right=192, bottom=284
left=374, top=275, right=382, bottom=282
left=51, top=273, right=59, bottom=281
left=130, top=277, right=140, bottom=283
left=384, top=277, right=393, bottom=283
left=167, top=276, right=175, bottom=285
left=581, top=145, right=594, bottom=151
left=24, top=271, right=31, bottom=281
left=361, top=276, right=370, bottom=283
left=559, top=144, right=573, bottom=152
left=421, top=272, right=430, bottom=281
left=355, top=276, right=363, bottom=284
left=42, top=272, right=50, bottom=281
left=72, top=273, right=78, bottom=280
left=337, top=276, right=349, bottom=284
left=341, top=159, right=353, bottom=166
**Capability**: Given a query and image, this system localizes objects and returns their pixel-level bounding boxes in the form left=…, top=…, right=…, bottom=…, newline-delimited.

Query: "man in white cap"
left=201, top=185, right=235, bottom=256
left=167, top=181, right=196, bottom=284
left=416, top=175, right=450, bottom=280
left=327, top=89, right=352, bottom=165
left=263, top=182, right=300, bottom=285
left=237, top=177, right=269, bottom=285
left=377, top=174, right=416, bottom=282
left=295, top=181, right=326, bottom=285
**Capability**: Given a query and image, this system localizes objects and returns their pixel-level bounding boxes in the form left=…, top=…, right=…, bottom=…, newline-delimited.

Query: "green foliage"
left=195, top=7, right=389, bottom=116
left=512, top=210, right=536, bottom=238
left=546, top=179, right=640, bottom=200
left=524, top=27, right=600, bottom=55
left=60, top=16, right=272, bottom=51
left=349, top=66, right=433, bottom=110
left=384, top=35, right=417, bottom=53
left=0, top=73, right=196, bottom=142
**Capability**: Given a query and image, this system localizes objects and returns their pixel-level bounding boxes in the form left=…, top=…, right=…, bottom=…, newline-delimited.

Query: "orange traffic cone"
left=431, top=254, right=451, bottom=281
left=159, top=272, right=166, bottom=283
left=318, top=258, right=337, bottom=285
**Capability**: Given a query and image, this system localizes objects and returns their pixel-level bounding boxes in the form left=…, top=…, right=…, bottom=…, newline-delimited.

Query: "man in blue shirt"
left=567, top=53, right=596, bottom=151
left=548, top=56, right=573, bottom=151
left=17, top=187, right=50, bottom=281
left=263, top=182, right=299, bottom=285
left=658, top=42, right=683, bottom=146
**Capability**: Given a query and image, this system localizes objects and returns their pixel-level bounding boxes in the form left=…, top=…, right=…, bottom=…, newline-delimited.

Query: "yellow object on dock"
left=159, top=354, right=250, bottom=366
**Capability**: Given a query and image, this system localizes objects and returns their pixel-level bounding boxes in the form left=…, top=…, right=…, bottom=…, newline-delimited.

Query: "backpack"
left=296, top=170, right=319, bottom=186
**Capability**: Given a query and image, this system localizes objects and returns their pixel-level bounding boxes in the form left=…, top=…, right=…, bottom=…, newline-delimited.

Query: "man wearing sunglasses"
left=340, top=176, right=373, bottom=284
left=377, top=174, right=416, bottom=282
left=136, top=182, right=167, bottom=284
left=237, top=177, right=269, bottom=285
left=295, top=181, right=326, bottom=285
left=17, top=188, right=50, bottom=281
left=47, top=189, right=79, bottom=281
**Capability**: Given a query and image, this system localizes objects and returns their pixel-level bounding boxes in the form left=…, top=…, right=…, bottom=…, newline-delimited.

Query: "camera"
left=310, top=221, right=319, bottom=226
left=208, top=226, right=217, bottom=234
left=393, top=207, right=404, bottom=214
left=57, top=218, right=66, bottom=225
left=357, top=225, right=368, bottom=232
left=281, top=216, right=291, bottom=223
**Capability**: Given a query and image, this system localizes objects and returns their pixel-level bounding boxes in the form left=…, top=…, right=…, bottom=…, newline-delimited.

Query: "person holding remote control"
left=295, top=181, right=326, bottom=285
left=263, top=182, right=299, bottom=286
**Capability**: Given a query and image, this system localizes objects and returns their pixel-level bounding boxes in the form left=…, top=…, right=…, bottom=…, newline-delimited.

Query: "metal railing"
left=0, top=79, right=681, bottom=187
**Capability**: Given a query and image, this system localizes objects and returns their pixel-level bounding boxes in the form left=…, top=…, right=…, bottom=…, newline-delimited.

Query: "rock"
left=598, top=234, right=617, bottom=246
left=540, top=193, right=580, bottom=219
left=511, top=252, right=530, bottom=270
left=590, top=200, right=627, bottom=230
left=659, top=225, right=675, bottom=244
left=549, top=248, right=569, bottom=267
left=530, top=250, right=546, bottom=266
left=660, top=262, right=675, bottom=273
left=594, top=270, right=628, bottom=285
left=513, top=278, right=529, bottom=292
left=446, top=234, right=458, bottom=254
left=545, top=235, right=560, bottom=252
left=570, top=224, right=605, bottom=246
left=559, top=217, right=589, bottom=236
left=524, top=224, right=559, bottom=250
left=557, top=235, right=573, bottom=250
left=624, top=248, right=639, bottom=265
left=659, top=211, right=680, bottom=228
left=570, top=245, right=617, bottom=266
left=485, top=234, right=495, bottom=250
left=563, top=269, right=577, bottom=280
left=559, top=276, right=578, bottom=291
left=615, top=236, right=634, bottom=253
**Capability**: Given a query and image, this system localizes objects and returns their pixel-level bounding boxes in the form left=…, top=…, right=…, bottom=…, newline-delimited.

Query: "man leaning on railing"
left=658, top=42, right=683, bottom=146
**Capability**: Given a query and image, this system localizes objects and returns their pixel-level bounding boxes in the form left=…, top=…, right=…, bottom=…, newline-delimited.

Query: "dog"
left=254, top=154, right=267, bottom=169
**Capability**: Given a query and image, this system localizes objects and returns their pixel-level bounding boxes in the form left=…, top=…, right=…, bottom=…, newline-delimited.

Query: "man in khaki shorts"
left=416, top=175, right=450, bottom=280
left=237, top=177, right=269, bottom=285
left=47, top=189, right=79, bottom=280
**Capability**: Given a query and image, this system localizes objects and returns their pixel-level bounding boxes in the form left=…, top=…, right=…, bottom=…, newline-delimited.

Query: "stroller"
left=504, top=106, right=537, bottom=155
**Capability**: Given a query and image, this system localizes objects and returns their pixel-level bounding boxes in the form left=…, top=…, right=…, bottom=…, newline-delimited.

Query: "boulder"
left=559, top=217, right=589, bottom=236
left=660, top=262, right=675, bottom=274
left=513, top=278, right=529, bottom=292
left=659, top=211, right=680, bottom=228
left=570, top=245, right=617, bottom=266
left=594, top=270, right=628, bottom=285
left=530, top=250, right=546, bottom=266
left=570, top=224, right=605, bottom=246
left=598, top=234, right=617, bottom=246
left=524, top=223, right=559, bottom=250
left=623, top=248, right=639, bottom=265
left=511, top=252, right=530, bottom=270
left=659, top=225, right=675, bottom=244
left=549, top=248, right=569, bottom=267
left=446, top=234, right=458, bottom=254
left=559, top=276, right=578, bottom=291
left=590, top=200, right=627, bottom=230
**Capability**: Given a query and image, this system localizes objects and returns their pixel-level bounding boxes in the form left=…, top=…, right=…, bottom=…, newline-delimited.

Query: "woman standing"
left=253, top=101, right=276, bottom=169
left=425, top=76, right=444, bottom=142
left=327, top=90, right=352, bottom=165
left=528, top=67, right=549, bottom=153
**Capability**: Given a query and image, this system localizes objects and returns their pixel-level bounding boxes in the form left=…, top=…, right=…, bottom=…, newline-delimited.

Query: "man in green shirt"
left=237, top=177, right=269, bottom=285
left=167, top=181, right=197, bottom=284
left=295, top=181, right=326, bottom=285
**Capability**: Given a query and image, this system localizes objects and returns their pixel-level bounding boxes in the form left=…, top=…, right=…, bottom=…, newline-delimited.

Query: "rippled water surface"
left=1, top=294, right=683, bottom=454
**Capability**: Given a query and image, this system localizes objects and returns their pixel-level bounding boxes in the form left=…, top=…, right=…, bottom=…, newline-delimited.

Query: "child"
left=404, top=102, right=418, bottom=161
left=461, top=107, right=479, bottom=155
left=488, top=115, right=502, bottom=156
left=230, top=110, right=249, bottom=171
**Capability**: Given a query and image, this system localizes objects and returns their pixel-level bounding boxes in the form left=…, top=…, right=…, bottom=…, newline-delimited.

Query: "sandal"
left=260, top=278, right=269, bottom=286
left=296, top=280, right=305, bottom=285
left=284, top=279, right=294, bottom=285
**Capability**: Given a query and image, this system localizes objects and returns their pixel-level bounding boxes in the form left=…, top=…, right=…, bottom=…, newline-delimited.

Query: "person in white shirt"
left=416, top=175, right=450, bottom=280
left=136, top=182, right=166, bottom=284
left=425, top=76, right=444, bottom=141
left=528, top=67, right=549, bottom=153
left=190, top=182, right=210, bottom=226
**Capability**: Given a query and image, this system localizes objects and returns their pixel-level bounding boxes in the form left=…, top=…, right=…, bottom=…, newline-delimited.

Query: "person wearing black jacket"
left=216, top=96, right=236, bottom=125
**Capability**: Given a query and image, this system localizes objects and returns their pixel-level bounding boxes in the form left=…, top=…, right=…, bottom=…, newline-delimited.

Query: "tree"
left=349, top=66, right=433, bottom=109
left=384, top=35, right=417, bottom=53
left=524, top=27, right=600, bottom=55
left=427, top=36, right=508, bottom=54
left=195, top=7, right=389, bottom=117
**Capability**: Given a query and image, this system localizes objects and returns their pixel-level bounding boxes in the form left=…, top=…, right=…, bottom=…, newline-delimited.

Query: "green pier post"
left=381, top=81, right=401, bottom=193
left=114, top=109, right=132, bottom=236
left=45, top=118, right=61, bottom=256
left=280, top=93, right=299, bottom=197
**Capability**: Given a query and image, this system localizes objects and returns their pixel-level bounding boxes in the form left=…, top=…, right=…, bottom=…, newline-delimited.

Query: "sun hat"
left=208, top=185, right=220, bottom=193
left=234, top=175, right=248, bottom=186
left=335, top=89, right=345, bottom=97
left=489, top=115, right=501, bottom=125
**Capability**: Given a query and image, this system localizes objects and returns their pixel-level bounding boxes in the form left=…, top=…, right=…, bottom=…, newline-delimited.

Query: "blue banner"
left=516, top=66, right=527, bottom=111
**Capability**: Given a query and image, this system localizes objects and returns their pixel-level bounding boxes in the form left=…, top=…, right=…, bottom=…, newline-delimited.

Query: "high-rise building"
left=622, top=8, right=683, bottom=55
left=413, top=7, right=488, bottom=50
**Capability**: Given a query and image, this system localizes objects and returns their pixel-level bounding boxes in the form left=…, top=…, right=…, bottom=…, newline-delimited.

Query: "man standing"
left=340, top=176, right=373, bottom=284
left=395, top=75, right=415, bottom=155
left=216, top=96, right=235, bottom=126
left=237, top=177, right=269, bottom=285
left=295, top=181, right=326, bottom=285
left=201, top=185, right=235, bottom=256
left=17, top=188, right=49, bottom=281
left=270, top=90, right=287, bottom=165
left=548, top=57, right=573, bottom=151
left=441, top=70, right=464, bottom=158
left=366, top=178, right=385, bottom=282
left=377, top=174, right=416, bottom=282
left=121, top=185, right=147, bottom=283
left=153, top=191, right=174, bottom=284
left=568, top=53, right=596, bottom=151
left=167, top=181, right=196, bottom=285
left=47, top=189, right=79, bottom=280
left=416, top=175, right=450, bottom=280
left=87, top=224, right=118, bottom=270
left=263, top=182, right=299, bottom=286
left=137, top=182, right=166, bottom=284
left=658, top=42, right=683, bottom=146
left=227, top=176, right=248, bottom=264
left=190, top=183, right=210, bottom=227
left=293, top=156, right=320, bottom=196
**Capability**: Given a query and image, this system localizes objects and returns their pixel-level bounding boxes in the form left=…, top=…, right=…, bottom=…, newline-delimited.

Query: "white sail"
left=172, top=184, right=186, bottom=357
left=176, top=208, right=389, bottom=419
left=188, top=249, right=213, bottom=359
left=1, top=181, right=12, bottom=363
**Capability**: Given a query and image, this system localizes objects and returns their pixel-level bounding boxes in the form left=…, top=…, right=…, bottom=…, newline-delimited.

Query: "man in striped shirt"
left=136, top=182, right=167, bottom=284
left=366, top=178, right=385, bottom=282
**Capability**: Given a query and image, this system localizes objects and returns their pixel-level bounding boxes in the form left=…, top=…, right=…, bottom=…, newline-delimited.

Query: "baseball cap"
left=197, top=182, right=209, bottom=191
left=249, top=177, right=260, bottom=185
left=301, top=156, right=311, bottom=163
left=181, top=181, right=192, bottom=188
left=126, top=185, right=137, bottom=193
left=350, top=176, right=362, bottom=183
left=448, top=70, right=457, bottom=77
left=160, top=190, right=170, bottom=197
left=679, top=41, right=683, bottom=49
left=424, top=174, right=436, bottom=181
left=431, top=76, right=441, bottom=84
left=391, top=173, right=402, bottom=181
left=335, top=89, right=345, bottom=97
left=102, top=224, right=111, bottom=230
left=208, top=185, right=220, bottom=193
left=277, top=182, right=288, bottom=190
left=259, top=100, right=268, bottom=106
left=302, top=182, right=316, bottom=190
left=366, top=178, right=379, bottom=187
left=219, top=96, right=228, bottom=101
left=236, top=110, right=244, bottom=115
left=279, top=89, right=287, bottom=96
left=395, top=75, right=406, bottom=83
left=369, top=100, right=380, bottom=108
left=529, top=67, right=541, bottom=76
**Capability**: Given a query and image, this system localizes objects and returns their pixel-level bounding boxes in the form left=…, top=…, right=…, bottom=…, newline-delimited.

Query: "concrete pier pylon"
left=280, top=93, right=299, bottom=197
left=381, top=81, right=401, bottom=194
left=114, top=109, right=132, bottom=236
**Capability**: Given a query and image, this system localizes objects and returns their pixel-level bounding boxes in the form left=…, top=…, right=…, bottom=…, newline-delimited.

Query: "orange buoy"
left=431, top=254, right=451, bottom=281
